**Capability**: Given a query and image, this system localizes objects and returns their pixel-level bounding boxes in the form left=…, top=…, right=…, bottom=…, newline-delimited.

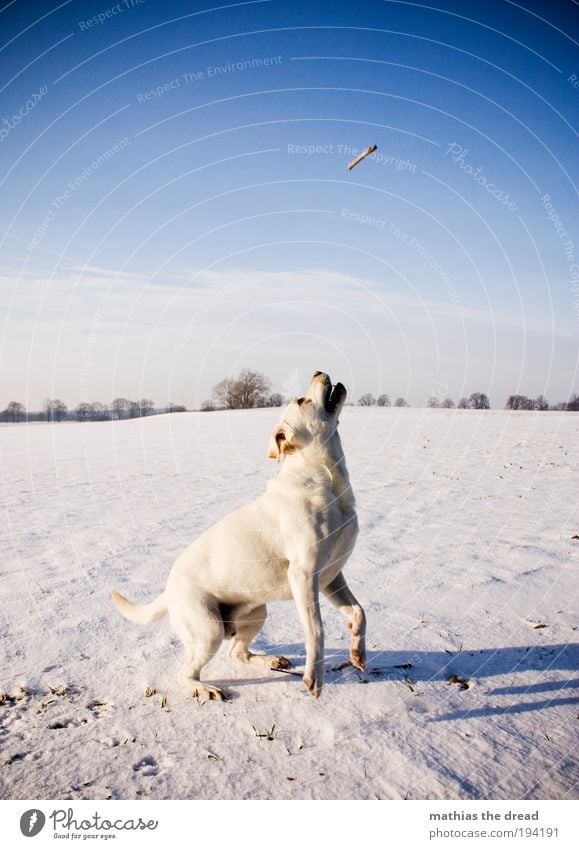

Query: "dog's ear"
left=267, top=426, right=295, bottom=461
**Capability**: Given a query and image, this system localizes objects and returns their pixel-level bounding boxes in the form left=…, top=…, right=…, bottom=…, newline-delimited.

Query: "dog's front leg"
left=288, top=566, right=324, bottom=698
left=322, top=572, right=366, bottom=671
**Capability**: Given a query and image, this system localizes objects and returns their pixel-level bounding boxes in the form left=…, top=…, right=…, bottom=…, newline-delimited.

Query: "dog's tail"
left=111, top=590, right=167, bottom=625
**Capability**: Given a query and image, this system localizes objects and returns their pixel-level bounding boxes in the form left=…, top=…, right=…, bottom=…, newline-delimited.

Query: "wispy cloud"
left=0, top=265, right=570, bottom=340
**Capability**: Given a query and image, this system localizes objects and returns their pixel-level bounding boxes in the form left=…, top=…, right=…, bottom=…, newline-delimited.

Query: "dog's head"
left=268, top=371, right=347, bottom=461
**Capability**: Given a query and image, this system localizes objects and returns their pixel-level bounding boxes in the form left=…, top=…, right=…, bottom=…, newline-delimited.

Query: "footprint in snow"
left=49, top=719, right=75, bottom=729
left=48, top=716, right=89, bottom=730
left=4, top=751, right=28, bottom=764
left=132, top=756, right=159, bottom=777
left=86, top=700, right=109, bottom=717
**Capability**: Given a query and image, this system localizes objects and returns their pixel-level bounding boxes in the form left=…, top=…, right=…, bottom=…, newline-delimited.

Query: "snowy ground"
left=0, top=407, right=578, bottom=800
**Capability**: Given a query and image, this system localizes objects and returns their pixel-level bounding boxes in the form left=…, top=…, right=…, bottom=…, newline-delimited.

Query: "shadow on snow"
left=216, top=641, right=578, bottom=720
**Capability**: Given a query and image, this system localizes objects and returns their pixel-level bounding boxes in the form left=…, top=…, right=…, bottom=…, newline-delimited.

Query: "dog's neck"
left=323, top=430, right=356, bottom=515
left=280, top=430, right=356, bottom=515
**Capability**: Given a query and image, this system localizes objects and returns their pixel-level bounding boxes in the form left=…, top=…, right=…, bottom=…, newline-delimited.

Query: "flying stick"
left=347, top=144, right=377, bottom=170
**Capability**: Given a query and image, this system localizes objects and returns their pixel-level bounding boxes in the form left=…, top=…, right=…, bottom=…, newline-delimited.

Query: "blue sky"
left=0, top=0, right=577, bottom=409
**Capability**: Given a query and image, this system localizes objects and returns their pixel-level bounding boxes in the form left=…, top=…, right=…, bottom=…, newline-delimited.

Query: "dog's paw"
left=270, top=655, right=292, bottom=670
left=303, top=671, right=324, bottom=699
left=191, top=684, right=228, bottom=702
left=350, top=637, right=367, bottom=671
left=240, top=652, right=293, bottom=670
left=350, top=649, right=366, bottom=671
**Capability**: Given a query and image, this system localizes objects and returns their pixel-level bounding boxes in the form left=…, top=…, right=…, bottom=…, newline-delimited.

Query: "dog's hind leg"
left=171, top=603, right=226, bottom=701
left=322, top=572, right=366, bottom=671
left=227, top=604, right=292, bottom=671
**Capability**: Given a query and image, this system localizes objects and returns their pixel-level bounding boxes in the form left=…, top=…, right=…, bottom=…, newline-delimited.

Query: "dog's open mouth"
left=324, top=381, right=346, bottom=414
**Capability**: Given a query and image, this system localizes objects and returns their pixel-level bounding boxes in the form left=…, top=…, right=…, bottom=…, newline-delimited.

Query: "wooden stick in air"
left=347, top=144, right=378, bottom=170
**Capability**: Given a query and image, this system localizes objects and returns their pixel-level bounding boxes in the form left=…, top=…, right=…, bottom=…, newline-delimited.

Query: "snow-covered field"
left=0, top=407, right=577, bottom=800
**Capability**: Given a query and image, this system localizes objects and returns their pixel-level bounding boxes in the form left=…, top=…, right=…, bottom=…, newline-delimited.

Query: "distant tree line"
left=426, top=392, right=491, bottom=409
left=358, top=394, right=411, bottom=407
left=505, top=394, right=549, bottom=410
left=0, top=397, right=187, bottom=423
left=427, top=397, right=457, bottom=408
left=3, top=385, right=579, bottom=423
left=357, top=391, right=579, bottom=411
left=358, top=393, right=396, bottom=407
left=357, top=392, right=491, bottom=408
left=75, top=398, right=159, bottom=421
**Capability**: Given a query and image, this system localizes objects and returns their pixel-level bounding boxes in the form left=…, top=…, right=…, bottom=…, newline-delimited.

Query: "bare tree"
left=442, top=398, right=455, bottom=408
left=566, top=393, right=579, bottom=411
left=394, top=397, right=409, bottom=407
left=10, top=401, right=26, bottom=422
left=128, top=401, right=140, bottom=418
left=90, top=401, right=109, bottom=421
left=200, top=400, right=216, bottom=411
left=505, top=394, right=528, bottom=410
left=468, top=392, right=490, bottom=409
left=234, top=369, right=270, bottom=408
left=97, top=401, right=113, bottom=422
left=212, top=370, right=271, bottom=409
left=75, top=402, right=91, bottom=422
left=358, top=393, right=376, bottom=406
left=426, top=396, right=441, bottom=408
left=212, top=378, right=234, bottom=409
left=112, top=398, right=130, bottom=420
left=266, top=393, right=284, bottom=407
left=51, top=399, right=67, bottom=422
left=376, top=394, right=391, bottom=407
left=139, top=399, right=155, bottom=416
left=3, top=401, right=26, bottom=423
left=506, top=395, right=520, bottom=410
left=457, top=397, right=468, bottom=409
left=534, top=395, right=549, bottom=411
left=167, top=403, right=187, bottom=413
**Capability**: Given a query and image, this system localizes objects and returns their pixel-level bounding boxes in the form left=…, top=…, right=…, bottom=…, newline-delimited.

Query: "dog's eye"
left=295, top=397, right=305, bottom=406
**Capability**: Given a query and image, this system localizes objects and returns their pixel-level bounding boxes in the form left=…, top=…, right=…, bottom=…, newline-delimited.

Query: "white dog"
left=112, top=371, right=366, bottom=700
